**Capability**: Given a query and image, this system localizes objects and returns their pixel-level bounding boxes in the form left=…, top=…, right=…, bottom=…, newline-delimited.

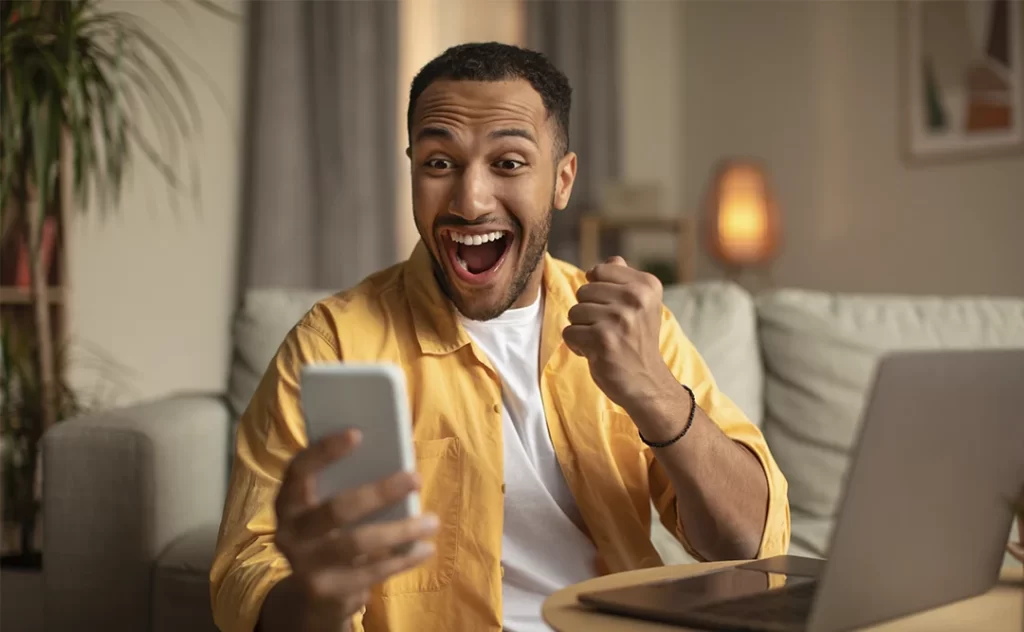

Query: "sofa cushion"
left=229, top=289, right=337, bottom=417
left=152, top=524, right=220, bottom=632
left=663, top=281, right=763, bottom=427
left=757, top=290, right=1024, bottom=556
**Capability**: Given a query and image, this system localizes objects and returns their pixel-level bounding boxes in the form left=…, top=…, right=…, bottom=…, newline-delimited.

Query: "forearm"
left=627, top=380, right=769, bottom=561
left=259, top=576, right=354, bottom=632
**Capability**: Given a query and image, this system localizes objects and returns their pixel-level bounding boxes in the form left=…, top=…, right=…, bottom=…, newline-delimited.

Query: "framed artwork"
left=902, top=0, right=1024, bottom=162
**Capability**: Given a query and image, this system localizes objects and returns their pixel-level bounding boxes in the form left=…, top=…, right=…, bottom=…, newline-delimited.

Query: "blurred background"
left=2, top=1, right=1023, bottom=630
left=5, top=0, right=1023, bottom=407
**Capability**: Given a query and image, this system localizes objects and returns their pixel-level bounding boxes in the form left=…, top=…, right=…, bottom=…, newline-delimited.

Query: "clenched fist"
left=562, top=256, right=677, bottom=412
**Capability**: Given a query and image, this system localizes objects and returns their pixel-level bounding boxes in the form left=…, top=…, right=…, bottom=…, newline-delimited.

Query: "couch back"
left=228, top=289, right=337, bottom=417
left=756, top=289, right=1024, bottom=556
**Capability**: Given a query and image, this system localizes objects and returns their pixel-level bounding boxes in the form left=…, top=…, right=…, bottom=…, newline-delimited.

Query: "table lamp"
left=702, top=158, right=780, bottom=282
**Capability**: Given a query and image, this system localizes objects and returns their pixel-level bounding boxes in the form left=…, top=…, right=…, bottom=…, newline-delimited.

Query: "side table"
left=543, top=561, right=1023, bottom=631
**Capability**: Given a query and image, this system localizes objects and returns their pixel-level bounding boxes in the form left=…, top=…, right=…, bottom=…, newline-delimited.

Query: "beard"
left=425, top=208, right=552, bottom=322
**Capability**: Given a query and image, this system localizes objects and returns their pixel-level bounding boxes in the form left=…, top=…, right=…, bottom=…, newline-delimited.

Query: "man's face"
left=409, top=79, right=576, bottom=321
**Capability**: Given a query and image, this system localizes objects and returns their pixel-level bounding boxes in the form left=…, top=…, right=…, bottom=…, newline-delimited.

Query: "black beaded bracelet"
left=638, top=383, right=696, bottom=448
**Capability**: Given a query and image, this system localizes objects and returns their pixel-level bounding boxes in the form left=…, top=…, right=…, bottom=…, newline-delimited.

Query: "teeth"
left=448, top=230, right=505, bottom=245
left=456, top=254, right=469, bottom=271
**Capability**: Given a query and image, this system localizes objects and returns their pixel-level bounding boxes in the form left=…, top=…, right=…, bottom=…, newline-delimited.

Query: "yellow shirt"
left=210, top=244, right=790, bottom=632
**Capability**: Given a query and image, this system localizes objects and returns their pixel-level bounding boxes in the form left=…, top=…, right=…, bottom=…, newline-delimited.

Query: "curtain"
left=526, top=0, right=621, bottom=264
left=237, top=0, right=399, bottom=292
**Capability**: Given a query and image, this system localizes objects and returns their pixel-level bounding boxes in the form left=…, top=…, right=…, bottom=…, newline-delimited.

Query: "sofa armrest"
left=42, top=393, right=231, bottom=632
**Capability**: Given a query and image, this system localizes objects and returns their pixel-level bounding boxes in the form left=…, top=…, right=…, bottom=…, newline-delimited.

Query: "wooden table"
left=543, top=561, right=1024, bottom=631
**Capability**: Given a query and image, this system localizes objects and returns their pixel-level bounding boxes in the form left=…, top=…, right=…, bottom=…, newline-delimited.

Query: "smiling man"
left=210, top=43, right=790, bottom=632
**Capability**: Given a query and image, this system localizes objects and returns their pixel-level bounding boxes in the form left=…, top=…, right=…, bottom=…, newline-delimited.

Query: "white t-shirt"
left=460, top=294, right=598, bottom=631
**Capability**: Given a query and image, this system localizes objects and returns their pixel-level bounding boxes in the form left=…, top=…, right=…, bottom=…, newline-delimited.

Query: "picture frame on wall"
left=902, top=0, right=1024, bottom=162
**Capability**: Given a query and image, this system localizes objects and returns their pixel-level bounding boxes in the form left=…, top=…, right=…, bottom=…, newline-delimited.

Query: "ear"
left=553, top=151, right=577, bottom=211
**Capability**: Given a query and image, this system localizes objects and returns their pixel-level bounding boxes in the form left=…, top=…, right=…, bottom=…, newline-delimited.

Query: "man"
left=211, top=42, right=790, bottom=632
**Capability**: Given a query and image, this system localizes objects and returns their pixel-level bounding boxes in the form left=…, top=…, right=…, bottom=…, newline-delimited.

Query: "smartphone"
left=300, top=362, right=419, bottom=527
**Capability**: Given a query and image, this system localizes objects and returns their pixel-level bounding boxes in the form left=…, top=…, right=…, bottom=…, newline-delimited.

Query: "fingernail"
left=415, top=541, right=435, bottom=556
left=422, top=514, right=440, bottom=529
left=348, top=429, right=362, bottom=443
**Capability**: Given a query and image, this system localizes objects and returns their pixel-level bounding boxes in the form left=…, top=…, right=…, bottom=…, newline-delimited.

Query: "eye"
left=494, top=159, right=525, bottom=171
left=425, top=158, right=454, bottom=170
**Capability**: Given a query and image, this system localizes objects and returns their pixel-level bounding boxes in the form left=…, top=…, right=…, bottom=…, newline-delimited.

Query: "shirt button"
left=500, top=565, right=506, bottom=578
left=492, top=404, right=500, bottom=413
left=501, top=483, right=506, bottom=494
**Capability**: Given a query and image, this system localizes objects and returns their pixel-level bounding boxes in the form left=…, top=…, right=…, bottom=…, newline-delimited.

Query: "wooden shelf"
left=579, top=214, right=696, bottom=283
left=0, top=287, right=67, bottom=305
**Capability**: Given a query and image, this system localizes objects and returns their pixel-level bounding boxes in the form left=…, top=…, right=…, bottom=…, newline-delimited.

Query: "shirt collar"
left=403, top=241, right=575, bottom=359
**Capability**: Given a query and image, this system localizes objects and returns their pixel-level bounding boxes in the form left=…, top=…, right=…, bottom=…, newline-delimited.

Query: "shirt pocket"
left=381, top=436, right=462, bottom=597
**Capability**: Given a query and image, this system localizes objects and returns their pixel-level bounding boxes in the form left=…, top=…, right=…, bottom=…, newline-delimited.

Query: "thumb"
left=606, top=256, right=628, bottom=267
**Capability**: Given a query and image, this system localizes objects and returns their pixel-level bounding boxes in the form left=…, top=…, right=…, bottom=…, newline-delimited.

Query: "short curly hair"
left=407, top=42, right=572, bottom=157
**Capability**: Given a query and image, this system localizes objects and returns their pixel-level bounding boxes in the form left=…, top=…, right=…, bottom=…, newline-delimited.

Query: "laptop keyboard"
left=689, top=580, right=818, bottom=626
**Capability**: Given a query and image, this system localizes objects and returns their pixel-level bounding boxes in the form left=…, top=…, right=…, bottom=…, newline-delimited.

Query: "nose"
left=449, top=162, right=497, bottom=220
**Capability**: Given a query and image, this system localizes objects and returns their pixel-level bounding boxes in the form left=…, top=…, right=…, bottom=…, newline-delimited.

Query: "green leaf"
left=2, top=0, right=222, bottom=232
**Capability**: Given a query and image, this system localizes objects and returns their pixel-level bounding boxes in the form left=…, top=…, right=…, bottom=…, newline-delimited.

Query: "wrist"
left=621, top=370, right=693, bottom=439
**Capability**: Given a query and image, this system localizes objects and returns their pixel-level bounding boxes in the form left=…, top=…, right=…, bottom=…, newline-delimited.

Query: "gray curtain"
left=527, top=0, right=621, bottom=264
left=237, top=0, right=398, bottom=292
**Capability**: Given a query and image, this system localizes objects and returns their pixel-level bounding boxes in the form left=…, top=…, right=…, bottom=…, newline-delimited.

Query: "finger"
left=562, top=324, right=597, bottom=358
left=575, top=282, right=632, bottom=306
left=606, top=255, right=627, bottom=266
left=307, top=513, right=439, bottom=568
left=567, top=302, right=617, bottom=326
left=277, top=430, right=362, bottom=519
left=350, top=540, right=436, bottom=589
left=586, top=260, right=639, bottom=284
left=288, top=469, right=421, bottom=542
left=1008, top=542, right=1024, bottom=563
left=344, top=514, right=440, bottom=562
left=304, top=540, right=435, bottom=602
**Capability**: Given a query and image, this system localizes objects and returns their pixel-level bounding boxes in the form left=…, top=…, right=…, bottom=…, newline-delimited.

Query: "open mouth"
left=440, top=228, right=514, bottom=285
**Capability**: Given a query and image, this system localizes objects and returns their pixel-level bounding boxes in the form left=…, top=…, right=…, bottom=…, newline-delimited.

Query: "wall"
left=68, top=1, right=245, bottom=404
left=617, top=0, right=687, bottom=263
left=682, top=1, right=1024, bottom=296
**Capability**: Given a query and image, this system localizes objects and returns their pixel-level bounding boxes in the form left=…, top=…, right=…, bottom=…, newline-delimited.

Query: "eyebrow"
left=489, top=128, right=537, bottom=145
left=415, top=126, right=454, bottom=142
left=413, top=126, right=538, bottom=146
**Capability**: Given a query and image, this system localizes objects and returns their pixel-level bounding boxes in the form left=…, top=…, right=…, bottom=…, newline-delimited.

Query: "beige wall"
left=617, top=0, right=687, bottom=263
left=68, top=1, right=245, bottom=404
left=681, top=1, right=1024, bottom=296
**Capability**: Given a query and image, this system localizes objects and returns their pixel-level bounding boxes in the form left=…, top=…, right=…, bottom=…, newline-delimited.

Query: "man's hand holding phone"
left=262, top=430, right=438, bottom=632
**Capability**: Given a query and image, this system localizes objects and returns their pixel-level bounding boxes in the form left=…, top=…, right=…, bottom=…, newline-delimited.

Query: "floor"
left=0, top=569, right=43, bottom=632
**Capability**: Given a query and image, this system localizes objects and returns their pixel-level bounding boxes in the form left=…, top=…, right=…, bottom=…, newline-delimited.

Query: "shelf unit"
left=578, top=214, right=696, bottom=284
left=0, top=148, right=73, bottom=560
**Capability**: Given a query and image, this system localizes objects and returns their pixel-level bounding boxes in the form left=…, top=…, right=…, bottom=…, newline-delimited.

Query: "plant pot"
left=0, top=434, right=41, bottom=561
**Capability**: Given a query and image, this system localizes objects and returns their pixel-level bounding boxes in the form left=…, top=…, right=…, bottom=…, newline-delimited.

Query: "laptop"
left=578, top=349, right=1024, bottom=631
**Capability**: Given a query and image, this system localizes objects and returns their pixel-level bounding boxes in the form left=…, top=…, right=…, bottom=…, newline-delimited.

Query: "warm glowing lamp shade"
left=704, top=160, right=780, bottom=269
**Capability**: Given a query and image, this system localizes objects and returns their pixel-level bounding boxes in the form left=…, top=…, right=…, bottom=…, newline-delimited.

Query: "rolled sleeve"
left=648, top=307, right=791, bottom=560
left=210, top=320, right=341, bottom=631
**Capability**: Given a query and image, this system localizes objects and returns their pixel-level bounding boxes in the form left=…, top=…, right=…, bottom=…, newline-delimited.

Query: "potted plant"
left=0, top=324, right=84, bottom=565
left=0, top=0, right=234, bottom=562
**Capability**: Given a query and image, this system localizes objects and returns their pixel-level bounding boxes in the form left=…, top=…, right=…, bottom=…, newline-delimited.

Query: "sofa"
left=41, top=282, right=1024, bottom=632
